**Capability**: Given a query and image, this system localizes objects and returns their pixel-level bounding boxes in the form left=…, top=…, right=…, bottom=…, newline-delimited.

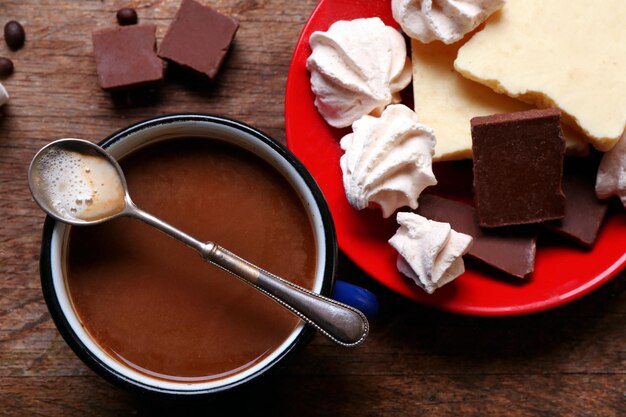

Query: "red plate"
left=284, top=0, right=626, bottom=315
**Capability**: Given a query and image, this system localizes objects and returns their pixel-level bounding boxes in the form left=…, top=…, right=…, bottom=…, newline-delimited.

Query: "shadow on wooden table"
left=109, top=87, right=164, bottom=109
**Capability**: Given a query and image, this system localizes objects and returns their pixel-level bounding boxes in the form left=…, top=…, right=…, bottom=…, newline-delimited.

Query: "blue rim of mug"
left=39, top=114, right=338, bottom=397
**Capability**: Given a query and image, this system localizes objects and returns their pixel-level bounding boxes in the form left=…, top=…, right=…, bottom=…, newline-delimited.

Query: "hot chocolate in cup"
left=39, top=114, right=374, bottom=398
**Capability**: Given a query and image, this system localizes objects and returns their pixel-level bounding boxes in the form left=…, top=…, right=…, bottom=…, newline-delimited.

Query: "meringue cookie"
left=391, top=0, right=505, bottom=44
left=596, top=131, right=626, bottom=208
left=389, top=212, right=472, bottom=294
left=306, top=17, right=412, bottom=128
left=340, top=104, right=437, bottom=218
left=0, top=82, right=8, bottom=107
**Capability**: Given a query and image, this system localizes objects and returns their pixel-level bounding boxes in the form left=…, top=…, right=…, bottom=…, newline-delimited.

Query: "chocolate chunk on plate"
left=543, top=157, right=609, bottom=247
left=158, top=0, right=239, bottom=80
left=471, top=108, right=566, bottom=228
left=417, top=194, right=537, bottom=279
left=92, top=24, right=163, bottom=91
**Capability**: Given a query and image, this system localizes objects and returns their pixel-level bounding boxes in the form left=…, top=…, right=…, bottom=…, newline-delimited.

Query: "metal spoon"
left=28, top=138, right=368, bottom=347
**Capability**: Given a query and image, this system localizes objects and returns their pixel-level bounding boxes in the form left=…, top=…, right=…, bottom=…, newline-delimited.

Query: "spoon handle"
left=206, top=245, right=369, bottom=347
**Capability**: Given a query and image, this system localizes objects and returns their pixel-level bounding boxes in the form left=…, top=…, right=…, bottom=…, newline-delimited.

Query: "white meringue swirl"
left=307, top=17, right=412, bottom=128
left=389, top=212, right=473, bottom=294
left=340, top=104, right=437, bottom=218
left=392, top=0, right=505, bottom=44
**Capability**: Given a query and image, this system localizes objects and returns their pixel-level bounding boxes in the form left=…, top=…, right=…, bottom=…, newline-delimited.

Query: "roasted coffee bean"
left=116, top=8, right=138, bottom=26
left=0, top=58, right=14, bottom=77
left=4, top=21, right=25, bottom=50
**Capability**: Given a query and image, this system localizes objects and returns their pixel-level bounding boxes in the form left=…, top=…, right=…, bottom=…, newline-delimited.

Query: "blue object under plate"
left=332, top=280, right=379, bottom=319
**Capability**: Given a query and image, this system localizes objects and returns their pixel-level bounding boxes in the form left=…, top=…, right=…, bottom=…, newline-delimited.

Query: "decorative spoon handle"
left=207, top=245, right=369, bottom=347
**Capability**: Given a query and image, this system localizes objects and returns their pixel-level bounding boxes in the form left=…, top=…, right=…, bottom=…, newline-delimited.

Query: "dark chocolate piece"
left=116, top=8, right=138, bottom=26
left=92, top=24, right=163, bottom=91
left=0, top=57, right=14, bottom=77
left=158, top=0, right=238, bottom=80
left=417, top=194, right=537, bottom=279
left=471, top=108, right=566, bottom=228
left=543, top=158, right=608, bottom=247
left=4, top=20, right=25, bottom=50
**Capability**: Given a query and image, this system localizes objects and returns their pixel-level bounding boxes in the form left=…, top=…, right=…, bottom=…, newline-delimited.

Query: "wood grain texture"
left=0, top=1, right=624, bottom=416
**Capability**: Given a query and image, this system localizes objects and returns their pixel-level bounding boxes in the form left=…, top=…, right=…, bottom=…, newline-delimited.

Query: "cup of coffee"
left=39, top=114, right=376, bottom=398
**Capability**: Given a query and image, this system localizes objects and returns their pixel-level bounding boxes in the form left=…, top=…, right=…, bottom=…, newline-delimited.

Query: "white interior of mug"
left=48, top=120, right=327, bottom=391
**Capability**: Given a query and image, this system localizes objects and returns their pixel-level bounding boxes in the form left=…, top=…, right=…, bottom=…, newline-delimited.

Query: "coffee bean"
left=4, top=21, right=25, bottom=51
left=0, top=58, right=14, bottom=77
left=116, top=8, right=138, bottom=26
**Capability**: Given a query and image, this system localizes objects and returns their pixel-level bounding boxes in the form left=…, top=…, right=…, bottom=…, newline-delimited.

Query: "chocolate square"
left=417, top=194, right=537, bottom=279
left=158, top=0, right=239, bottom=80
left=92, top=25, right=163, bottom=91
left=543, top=158, right=609, bottom=247
left=471, top=108, right=566, bottom=228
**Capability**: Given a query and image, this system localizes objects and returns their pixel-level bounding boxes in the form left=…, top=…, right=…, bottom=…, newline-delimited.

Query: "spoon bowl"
left=29, top=138, right=129, bottom=226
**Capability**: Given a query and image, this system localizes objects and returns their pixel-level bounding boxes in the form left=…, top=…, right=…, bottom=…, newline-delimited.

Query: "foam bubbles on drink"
left=33, top=148, right=125, bottom=221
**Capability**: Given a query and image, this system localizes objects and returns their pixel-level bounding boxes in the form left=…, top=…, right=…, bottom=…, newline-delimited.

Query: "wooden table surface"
left=0, top=1, right=624, bottom=416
